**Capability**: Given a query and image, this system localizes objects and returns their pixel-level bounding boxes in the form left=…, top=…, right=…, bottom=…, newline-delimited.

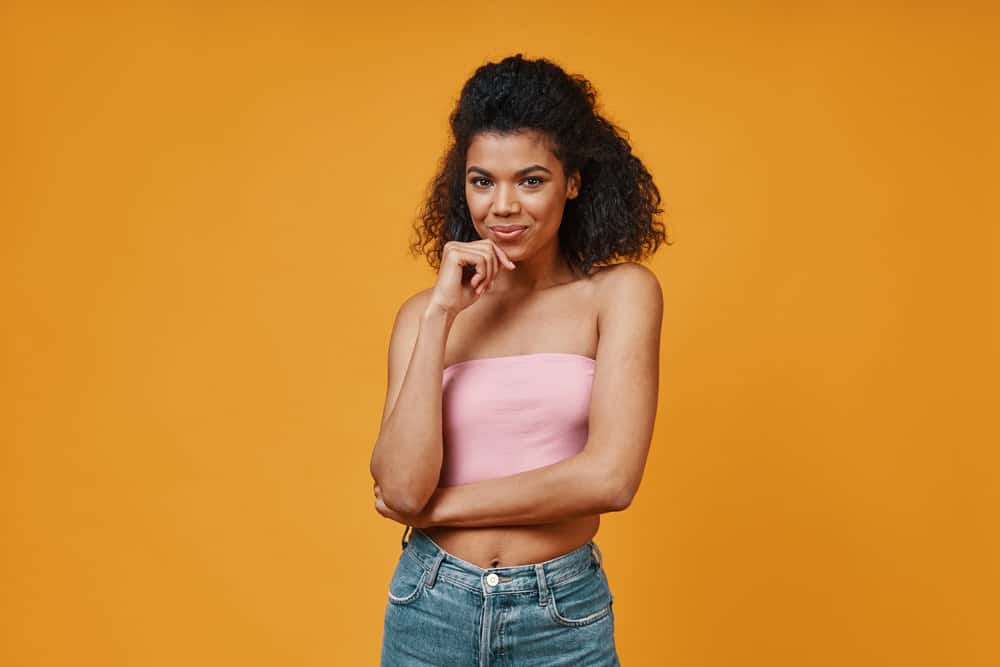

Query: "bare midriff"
left=421, top=514, right=600, bottom=569
left=425, top=265, right=606, bottom=570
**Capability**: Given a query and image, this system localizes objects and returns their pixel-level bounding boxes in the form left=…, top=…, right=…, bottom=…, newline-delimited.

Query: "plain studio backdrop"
left=3, top=2, right=997, bottom=666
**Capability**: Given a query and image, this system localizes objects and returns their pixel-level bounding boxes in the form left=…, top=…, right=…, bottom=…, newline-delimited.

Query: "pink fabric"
left=439, top=352, right=596, bottom=487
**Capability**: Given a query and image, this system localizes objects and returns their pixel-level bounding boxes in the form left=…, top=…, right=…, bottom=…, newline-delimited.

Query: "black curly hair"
left=409, top=53, right=671, bottom=276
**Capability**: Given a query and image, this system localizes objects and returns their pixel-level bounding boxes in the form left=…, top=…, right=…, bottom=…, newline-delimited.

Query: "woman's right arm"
left=369, top=293, right=455, bottom=516
left=369, top=240, right=515, bottom=515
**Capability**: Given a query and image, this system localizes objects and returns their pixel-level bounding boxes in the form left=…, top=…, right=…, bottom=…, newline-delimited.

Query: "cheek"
left=466, top=192, right=489, bottom=219
left=526, top=195, right=562, bottom=220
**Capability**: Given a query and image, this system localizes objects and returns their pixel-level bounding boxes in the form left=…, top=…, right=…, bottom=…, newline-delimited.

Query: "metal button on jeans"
left=382, top=528, right=621, bottom=665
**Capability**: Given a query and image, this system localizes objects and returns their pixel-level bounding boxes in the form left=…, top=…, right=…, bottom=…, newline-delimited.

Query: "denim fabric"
left=380, top=526, right=620, bottom=666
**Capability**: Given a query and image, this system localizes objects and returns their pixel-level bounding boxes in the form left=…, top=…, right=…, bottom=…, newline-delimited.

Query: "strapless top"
left=439, top=352, right=596, bottom=487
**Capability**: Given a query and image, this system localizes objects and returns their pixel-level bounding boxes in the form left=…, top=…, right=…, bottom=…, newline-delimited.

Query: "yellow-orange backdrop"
left=3, top=2, right=998, bottom=665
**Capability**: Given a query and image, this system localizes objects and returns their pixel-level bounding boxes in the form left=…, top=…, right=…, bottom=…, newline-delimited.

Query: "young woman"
left=370, top=53, right=668, bottom=666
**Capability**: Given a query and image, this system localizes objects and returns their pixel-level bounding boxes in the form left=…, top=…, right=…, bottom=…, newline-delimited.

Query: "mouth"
left=489, top=225, right=528, bottom=241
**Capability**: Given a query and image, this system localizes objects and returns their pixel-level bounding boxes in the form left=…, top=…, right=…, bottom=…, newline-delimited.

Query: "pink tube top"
left=439, top=352, right=596, bottom=487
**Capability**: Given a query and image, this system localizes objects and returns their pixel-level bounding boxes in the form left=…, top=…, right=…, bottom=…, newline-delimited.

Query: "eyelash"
left=470, top=176, right=545, bottom=188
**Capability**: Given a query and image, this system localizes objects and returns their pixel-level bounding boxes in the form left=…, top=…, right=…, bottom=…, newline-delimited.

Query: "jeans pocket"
left=545, top=565, right=613, bottom=628
left=387, top=550, right=427, bottom=606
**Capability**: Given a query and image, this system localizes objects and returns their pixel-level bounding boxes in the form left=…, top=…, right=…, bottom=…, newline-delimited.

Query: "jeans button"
left=486, top=573, right=499, bottom=586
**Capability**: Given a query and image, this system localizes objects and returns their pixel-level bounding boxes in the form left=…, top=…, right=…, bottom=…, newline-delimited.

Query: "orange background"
left=3, top=2, right=998, bottom=665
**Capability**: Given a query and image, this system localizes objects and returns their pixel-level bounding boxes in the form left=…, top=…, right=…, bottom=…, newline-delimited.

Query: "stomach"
left=419, top=514, right=601, bottom=569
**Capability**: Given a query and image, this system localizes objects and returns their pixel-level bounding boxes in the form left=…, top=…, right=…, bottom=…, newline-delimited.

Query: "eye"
left=470, top=177, right=492, bottom=188
left=523, top=176, right=544, bottom=186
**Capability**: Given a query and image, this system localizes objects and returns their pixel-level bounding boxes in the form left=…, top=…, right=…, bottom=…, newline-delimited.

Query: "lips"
left=490, top=225, right=528, bottom=242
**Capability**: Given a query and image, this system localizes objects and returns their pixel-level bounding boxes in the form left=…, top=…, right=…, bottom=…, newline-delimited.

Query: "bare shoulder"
left=396, top=286, right=434, bottom=322
left=591, top=262, right=663, bottom=314
left=389, top=287, right=435, bottom=350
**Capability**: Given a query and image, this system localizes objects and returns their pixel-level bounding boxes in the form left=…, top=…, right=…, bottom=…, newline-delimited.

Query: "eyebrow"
left=466, top=165, right=553, bottom=178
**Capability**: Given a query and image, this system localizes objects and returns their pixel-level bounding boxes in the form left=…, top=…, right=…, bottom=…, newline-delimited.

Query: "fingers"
left=469, top=245, right=498, bottom=297
left=491, top=243, right=517, bottom=271
left=474, top=252, right=496, bottom=296
left=442, top=239, right=517, bottom=299
left=475, top=242, right=515, bottom=295
left=471, top=253, right=490, bottom=290
left=457, top=246, right=492, bottom=291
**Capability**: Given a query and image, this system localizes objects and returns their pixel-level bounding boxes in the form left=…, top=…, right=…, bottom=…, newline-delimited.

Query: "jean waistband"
left=399, top=526, right=604, bottom=596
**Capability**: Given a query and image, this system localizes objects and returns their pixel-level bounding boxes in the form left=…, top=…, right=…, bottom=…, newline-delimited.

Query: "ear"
left=566, top=169, right=581, bottom=199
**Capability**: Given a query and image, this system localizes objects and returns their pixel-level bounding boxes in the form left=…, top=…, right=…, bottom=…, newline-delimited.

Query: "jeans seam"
left=547, top=562, right=599, bottom=589
left=546, top=592, right=612, bottom=627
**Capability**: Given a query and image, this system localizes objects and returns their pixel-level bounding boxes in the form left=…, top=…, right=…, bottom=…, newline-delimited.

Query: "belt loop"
left=400, top=525, right=412, bottom=550
left=534, top=563, right=550, bottom=606
left=425, top=549, right=446, bottom=589
left=591, top=541, right=603, bottom=568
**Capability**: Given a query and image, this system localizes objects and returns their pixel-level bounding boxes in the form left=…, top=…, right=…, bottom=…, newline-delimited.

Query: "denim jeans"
left=380, top=526, right=620, bottom=666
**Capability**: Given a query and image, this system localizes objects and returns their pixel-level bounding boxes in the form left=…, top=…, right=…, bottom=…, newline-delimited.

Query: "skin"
left=371, top=129, right=662, bottom=568
left=463, top=130, right=581, bottom=293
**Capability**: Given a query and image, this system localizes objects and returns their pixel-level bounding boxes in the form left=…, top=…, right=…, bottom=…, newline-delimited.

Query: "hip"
left=381, top=526, right=619, bottom=666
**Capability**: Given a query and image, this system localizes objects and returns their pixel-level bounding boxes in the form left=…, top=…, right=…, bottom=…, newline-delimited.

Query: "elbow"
left=379, top=483, right=427, bottom=514
left=373, top=473, right=433, bottom=516
left=382, top=490, right=429, bottom=517
left=370, top=435, right=441, bottom=517
left=371, top=466, right=433, bottom=518
left=604, top=479, right=637, bottom=512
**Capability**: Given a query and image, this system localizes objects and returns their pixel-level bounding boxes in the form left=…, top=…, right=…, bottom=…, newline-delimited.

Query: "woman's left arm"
left=375, top=263, right=663, bottom=528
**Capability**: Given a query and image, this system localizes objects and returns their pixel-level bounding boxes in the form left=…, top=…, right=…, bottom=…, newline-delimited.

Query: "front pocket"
left=545, top=567, right=613, bottom=628
left=387, top=551, right=427, bottom=606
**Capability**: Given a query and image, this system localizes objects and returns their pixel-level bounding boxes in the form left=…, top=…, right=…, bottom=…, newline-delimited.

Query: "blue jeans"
left=380, top=525, right=620, bottom=666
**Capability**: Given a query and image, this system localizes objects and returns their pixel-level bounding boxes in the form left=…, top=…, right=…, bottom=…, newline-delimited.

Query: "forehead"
left=466, top=130, right=559, bottom=169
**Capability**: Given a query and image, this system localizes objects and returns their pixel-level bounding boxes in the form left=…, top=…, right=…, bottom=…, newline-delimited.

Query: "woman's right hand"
left=427, top=239, right=516, bottom=317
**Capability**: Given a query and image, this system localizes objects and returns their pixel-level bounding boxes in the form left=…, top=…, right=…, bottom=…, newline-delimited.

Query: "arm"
left=426, top=450, right=615, bottom=527
left=370, top=240, right=517, bottom=515
left=376, top=263, right=663, bottom=528
left=369, top=292, right=453, bottom=515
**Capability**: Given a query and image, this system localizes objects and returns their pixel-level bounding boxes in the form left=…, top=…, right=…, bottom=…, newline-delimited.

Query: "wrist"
left=423, top=301, right=457, bottom=325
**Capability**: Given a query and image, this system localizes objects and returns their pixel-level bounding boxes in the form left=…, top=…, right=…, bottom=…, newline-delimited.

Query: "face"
left=464, top=130, right=580, bottom=260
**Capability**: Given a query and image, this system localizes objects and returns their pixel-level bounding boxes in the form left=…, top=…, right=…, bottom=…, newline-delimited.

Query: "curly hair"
left=409, top=53, right=671, bottom=276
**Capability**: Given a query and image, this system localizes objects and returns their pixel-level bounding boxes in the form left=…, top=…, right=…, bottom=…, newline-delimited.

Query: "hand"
left=373, top=482, right=434, bottom=529
left=427, top=240, right=516, bottom=317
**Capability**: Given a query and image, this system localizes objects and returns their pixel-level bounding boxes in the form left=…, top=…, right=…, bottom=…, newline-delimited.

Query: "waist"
left=404, top=522, right=605, bottom=592
left=417, top=515, right=600, bottom=569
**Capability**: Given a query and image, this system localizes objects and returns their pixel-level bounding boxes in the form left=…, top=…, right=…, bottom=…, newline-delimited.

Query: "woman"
left=370, top=53, right=668, bottom=666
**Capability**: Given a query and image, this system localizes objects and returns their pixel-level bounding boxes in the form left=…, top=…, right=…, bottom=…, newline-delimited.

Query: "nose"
left=493, top=183, right=521, bottom=216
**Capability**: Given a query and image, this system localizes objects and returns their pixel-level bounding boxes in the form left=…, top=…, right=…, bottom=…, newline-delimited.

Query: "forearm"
left=370, top=307, right=454, bottom=514
left=424, top=450, right=620, bottom=528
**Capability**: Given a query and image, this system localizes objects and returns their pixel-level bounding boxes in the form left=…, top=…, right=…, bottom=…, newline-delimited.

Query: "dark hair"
left=409, top=53, right=671, bottom=276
